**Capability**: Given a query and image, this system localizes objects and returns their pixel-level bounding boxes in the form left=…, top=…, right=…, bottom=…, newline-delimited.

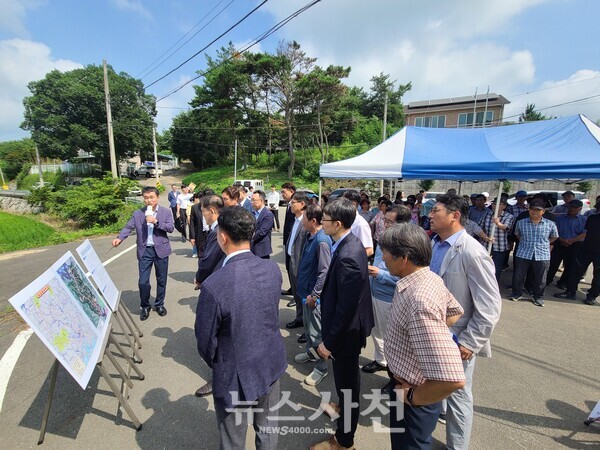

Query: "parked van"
left=235, top=179, right=264, bottom=191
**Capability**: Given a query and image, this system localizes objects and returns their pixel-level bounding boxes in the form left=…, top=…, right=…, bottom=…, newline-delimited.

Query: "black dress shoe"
left=155, top=306, right=167, bottom=316
left=140, top=307, right=151, bottom=321
left=286, top=299, right=296, bottom=307
left=286, top=318, right=303, bottom=329
left=195, top=380, right=212, bottom=397
left=281, top=288, right=292, bottom=296
left=362, top=360, right=387, bottom=373
left=297, top=333, right=307, bottom=344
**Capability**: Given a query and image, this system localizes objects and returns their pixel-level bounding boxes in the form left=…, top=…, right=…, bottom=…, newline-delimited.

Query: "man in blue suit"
left=250, top=190, right=274, bottom=259
left=194, top=194, right=226, bottom=290
left=195, top=207, right=286, bottom=450
left=238, top=186, right=253, bottom=212
left=193, top=194, right=226, bottom=398
left=312, top=198, right=374, bottom=450
left=112, top=186, right=174, bottom=320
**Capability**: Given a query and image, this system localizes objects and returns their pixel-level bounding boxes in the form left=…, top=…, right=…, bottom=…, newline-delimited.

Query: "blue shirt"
left=331, top=230, right=351, bottom=257
left=370, top=246, right=400, bottom=302
left=430, top=229, right=465, bottom=275
left=515, top=217, right=558, bottom=260
left=469, top=206, right=491, bottom=226
left=555, top=214, right=587, bottom=239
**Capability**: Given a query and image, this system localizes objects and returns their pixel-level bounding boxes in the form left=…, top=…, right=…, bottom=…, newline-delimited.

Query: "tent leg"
left=487, top=181, right=504, bottom=254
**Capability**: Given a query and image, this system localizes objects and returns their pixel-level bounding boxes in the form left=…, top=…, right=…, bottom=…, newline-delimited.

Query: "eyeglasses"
left=384, top=218, right=396, bottom=224
left=321, top=219, right=337, bottom=222
left=429, top=207, right=448, bottom=214
left=529, top=207, right=545, bottom=211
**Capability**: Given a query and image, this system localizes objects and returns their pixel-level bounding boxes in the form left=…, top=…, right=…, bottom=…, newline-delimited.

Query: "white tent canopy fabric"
left=319, top=115, right=600, bottom=182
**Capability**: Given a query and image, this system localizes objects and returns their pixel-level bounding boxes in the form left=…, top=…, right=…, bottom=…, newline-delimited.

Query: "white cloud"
left=504, top=70, right=600, bottom=122
left=0, top=0, right=45, bottom=37
left=111, top=0, right=152, bottom=20
left=0, top=39, right=82, bottom=141
left=260, top=0, right=600, bottom=122
left=262, top=1, right=546, bottom=98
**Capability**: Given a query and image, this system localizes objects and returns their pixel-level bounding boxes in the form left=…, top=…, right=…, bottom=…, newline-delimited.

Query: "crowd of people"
left=112, top=182, right=599, bottom=450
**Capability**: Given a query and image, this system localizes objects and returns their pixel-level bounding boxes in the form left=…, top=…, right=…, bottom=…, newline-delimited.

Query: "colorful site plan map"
left=9, top=252, right=112, bottom=389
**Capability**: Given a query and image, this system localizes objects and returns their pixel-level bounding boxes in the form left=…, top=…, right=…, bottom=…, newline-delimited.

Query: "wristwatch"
left=406, top=388, right=422, bottom=408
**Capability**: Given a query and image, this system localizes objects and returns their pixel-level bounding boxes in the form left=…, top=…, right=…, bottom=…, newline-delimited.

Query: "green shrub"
left=18, top=171, right=60, bottom=190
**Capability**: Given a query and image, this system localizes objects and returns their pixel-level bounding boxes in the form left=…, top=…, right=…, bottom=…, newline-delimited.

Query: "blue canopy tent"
left=319, top=114, right=600, bottom=182
left=319, top=114, right=600, bottom=251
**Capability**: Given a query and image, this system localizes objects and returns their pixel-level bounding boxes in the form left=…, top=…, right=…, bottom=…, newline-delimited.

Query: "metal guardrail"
left=125, top=197, right=144, bottom=205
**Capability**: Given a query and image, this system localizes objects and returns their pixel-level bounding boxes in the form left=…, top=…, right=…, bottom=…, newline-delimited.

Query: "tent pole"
left=380, top=179, right=384, bottom=196
left=487, top=181, right=503, bottom=254
left=318, top=179, right=322, bottom=205
left=458, top=181, right=462, bottom=195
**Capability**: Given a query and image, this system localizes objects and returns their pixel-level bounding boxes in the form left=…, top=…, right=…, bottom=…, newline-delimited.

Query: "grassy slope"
left=0, top=212, right=57, bottom=253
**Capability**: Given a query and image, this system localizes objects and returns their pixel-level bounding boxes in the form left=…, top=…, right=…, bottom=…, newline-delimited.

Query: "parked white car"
left=134, top=165, right=162, bottom=178
left=507, top=190, right=591, bottom=213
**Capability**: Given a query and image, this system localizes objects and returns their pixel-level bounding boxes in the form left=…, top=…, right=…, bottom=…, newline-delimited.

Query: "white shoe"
left=295, top=352, right=316, bottom=364
left=192, top=254, right=198, bottom=258
left=304, top=369, right=327, bottom=386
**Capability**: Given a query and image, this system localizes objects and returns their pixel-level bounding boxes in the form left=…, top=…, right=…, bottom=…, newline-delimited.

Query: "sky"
left=0, top=0, right=599, bottom=142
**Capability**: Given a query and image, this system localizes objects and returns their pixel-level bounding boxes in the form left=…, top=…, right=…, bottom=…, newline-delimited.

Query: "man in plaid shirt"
left=510, top=198, right=558, bottom=307
left=380, top=223, right=466, bottom=449
left=482, top=198, right=515, bottom=282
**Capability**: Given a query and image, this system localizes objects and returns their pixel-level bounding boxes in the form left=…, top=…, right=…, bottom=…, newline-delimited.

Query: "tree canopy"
left=519, top=103, right=552, bottom=123
left=21, top=65, right=156, bottom=168
left=169, top=41, right=412, bottom=176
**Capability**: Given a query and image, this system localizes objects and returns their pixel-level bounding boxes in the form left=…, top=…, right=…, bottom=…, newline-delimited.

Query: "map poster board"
left=8, top=252, right=112, bottom=389
left=76, top=239, right=119, bottom=311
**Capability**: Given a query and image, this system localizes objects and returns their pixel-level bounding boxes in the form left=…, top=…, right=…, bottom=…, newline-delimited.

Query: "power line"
left=509, top=74, right=600, bottom=98
left=137, top=0, right=236, bottom=80
left=156, top=0, right=322, bottom=102
left=145, top=0, right=269, bottom=89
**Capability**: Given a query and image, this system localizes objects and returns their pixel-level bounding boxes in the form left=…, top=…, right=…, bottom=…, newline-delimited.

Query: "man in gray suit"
left=428, top=194, right=502, bottom=450
left=285, top=191, right=310, bottom=333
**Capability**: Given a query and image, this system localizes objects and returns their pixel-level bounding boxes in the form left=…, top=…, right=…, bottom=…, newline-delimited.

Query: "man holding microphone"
left=112, top=186, right=174, bottom=320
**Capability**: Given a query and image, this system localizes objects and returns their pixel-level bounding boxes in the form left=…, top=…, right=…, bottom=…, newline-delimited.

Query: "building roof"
left=406, top=93, right=510, bottom=111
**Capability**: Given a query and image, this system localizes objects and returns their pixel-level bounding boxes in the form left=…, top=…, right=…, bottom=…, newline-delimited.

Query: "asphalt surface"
left=0, top=185, right=599, bottom=449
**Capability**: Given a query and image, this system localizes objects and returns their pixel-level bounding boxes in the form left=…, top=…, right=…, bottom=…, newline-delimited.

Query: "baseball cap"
left=482, top=192, right=489, bottom=197
left=515, top=190, right=527, bottom=197
left=562, top=190, right=574, bottom=197
left=470, top=193, right=478, bottom=198
left=568, top=199, right=583, bottom=207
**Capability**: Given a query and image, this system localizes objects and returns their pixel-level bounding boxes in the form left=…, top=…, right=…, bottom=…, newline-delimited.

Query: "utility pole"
left=35, top=143, right=44, bottom=185
left=381, top=91, right=389, bottom=195
left=0, top=164, right=7, bottom=189
left=152, top=125, right=159, bottom=179
left=233, top=139, right=238, bottom=183
left=103, top=60, right=118, bottom=178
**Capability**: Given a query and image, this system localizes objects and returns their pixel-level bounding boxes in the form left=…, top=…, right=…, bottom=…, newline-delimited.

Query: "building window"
left=415, top=115, right=446, bottom=128
left=457, top=111, right=494, bottom=127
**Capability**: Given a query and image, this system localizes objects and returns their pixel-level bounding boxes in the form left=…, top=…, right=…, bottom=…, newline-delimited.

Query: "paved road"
left=1, top=192, right=599, bottom=448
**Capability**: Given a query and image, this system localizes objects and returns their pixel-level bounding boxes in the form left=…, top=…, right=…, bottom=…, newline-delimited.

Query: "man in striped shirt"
left=482, top=198, right=515, bottom=282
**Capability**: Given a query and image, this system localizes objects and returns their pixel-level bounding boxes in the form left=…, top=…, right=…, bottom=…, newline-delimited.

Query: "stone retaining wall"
left=0, top=191, right=41, bottom=214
